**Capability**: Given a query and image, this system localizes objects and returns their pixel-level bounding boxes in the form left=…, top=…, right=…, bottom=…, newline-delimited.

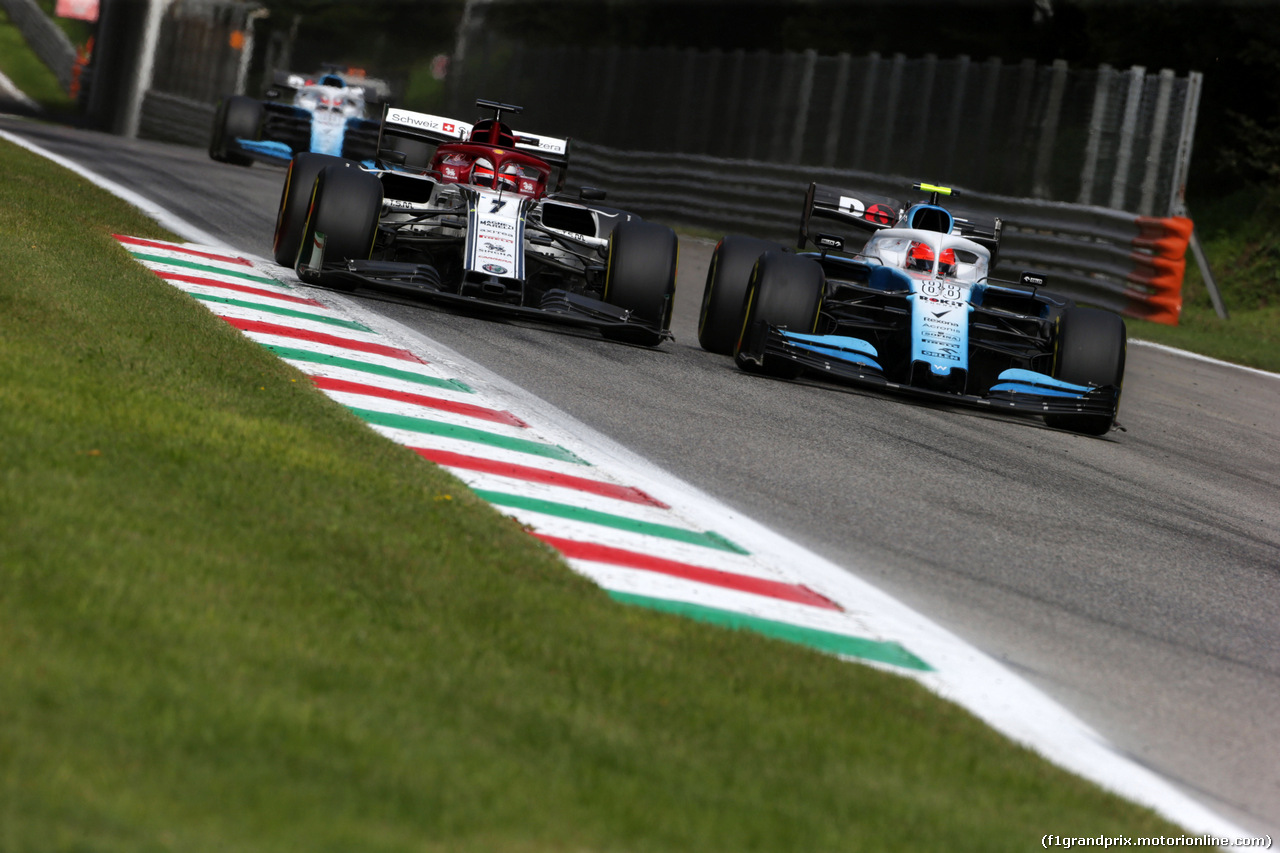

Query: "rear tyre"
left=698, top=235, right=778, bottom=354
left=1045, top=306, right=1127, bottom=436
left=603, top=220, right=679, bottom=339
left=273, top=153, right=348, bottom=267
left=296, top=163, right=383, bottom=287
left=209, top=95, right=260, bottom=167
left=734, top=251, right=824, bottom=378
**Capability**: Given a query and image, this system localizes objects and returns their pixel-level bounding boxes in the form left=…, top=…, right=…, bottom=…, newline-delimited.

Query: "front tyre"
left=273, top=153, right=348, bottom=267
left=733, top=251, right=824, bottom=379
left=603, top=220, right=679, bottom=338
left=698, top=235, right=779, bottom=354
left=209, top=95, right=260, bottom=167
left=296, top=163, right=383, bottom=287
left=1045, top=305, right=1127, bottom=435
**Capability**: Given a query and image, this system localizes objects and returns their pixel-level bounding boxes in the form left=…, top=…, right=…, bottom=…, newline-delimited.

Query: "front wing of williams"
left=698, top=183, right=1126, bottom=436
left=271, top=100, right=678, bottom=346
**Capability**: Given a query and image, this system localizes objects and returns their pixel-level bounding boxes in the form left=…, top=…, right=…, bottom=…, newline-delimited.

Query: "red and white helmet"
left=905, top=241, right=957, bottom=276
left=470, top=158, right=518, bottom=191
left=497, top=163, right=519, bottom=191
left=906, top=240, right=933, bottom=272
left=470, top=157, right=496, bottom=188
left=938, top=247, right=957, bottom=276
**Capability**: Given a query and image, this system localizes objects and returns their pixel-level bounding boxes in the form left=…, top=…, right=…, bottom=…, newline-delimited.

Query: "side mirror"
left=579, top=187, right=607, bottom=201
left=1019, top=271, right=1047, bottom=289
left=814, top=233, right=845, bottom=252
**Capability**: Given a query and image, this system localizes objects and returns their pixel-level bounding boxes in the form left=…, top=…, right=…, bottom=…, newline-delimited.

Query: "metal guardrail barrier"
left=569, top=142, right=1189, bottom=324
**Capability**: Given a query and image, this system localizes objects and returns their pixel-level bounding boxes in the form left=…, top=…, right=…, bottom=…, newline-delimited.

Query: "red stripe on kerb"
left=414, top=448, right=668, bottom=508
left=535, top=534, right=842, bottom=611
left=155, top=271, right=325, bottom=306
left=115, top=235, right=254, bottom=266
left=312, top=377, right=526, bottom=427
left=222, top=317, right=426, bottom=363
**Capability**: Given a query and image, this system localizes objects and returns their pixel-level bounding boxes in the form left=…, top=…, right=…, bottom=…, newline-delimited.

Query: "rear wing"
left=380, top=106, right=472, bottom=148
left=510, top=132, right=571, bottom=168
left=376, top=106, right=572, bottom=171
left=799, top=181, right=1003, bottom=263
left=798, top=182, right=904, bottom=249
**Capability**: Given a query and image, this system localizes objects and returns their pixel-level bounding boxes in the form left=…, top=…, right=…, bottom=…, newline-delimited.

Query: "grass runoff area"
left=0, top=136, right=1214, bottom=849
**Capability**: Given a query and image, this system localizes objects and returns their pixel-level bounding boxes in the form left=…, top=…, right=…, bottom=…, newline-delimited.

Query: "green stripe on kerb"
left=131, top=252, right=279, bottom=285
left=475, top=490, right=748, bottom=554
left=191, top=294, right=372, bottom=331
left=609, top=591, right=933, bottom=671
left=350, top=407, right=587, bottom=465
left=264, top=346, right=473, bottom=393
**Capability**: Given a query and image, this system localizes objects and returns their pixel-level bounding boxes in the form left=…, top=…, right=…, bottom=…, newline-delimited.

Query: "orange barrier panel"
left=1126, top=216, right=1192, bottom=325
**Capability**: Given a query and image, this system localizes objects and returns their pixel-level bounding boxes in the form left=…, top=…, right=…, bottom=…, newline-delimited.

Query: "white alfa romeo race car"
left=272, top=99, right=678, bottom=345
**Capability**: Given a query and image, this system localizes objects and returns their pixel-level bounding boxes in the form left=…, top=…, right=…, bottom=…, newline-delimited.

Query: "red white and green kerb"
left=118, top=234, right=929, bottom=673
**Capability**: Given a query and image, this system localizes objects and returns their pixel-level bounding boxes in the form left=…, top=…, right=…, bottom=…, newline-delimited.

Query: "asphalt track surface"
left=5, top=114, right=1278, bottom=835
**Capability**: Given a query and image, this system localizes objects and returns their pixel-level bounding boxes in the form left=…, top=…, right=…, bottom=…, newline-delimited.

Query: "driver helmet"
left=937, top=247, right=957, bottom=276
left=906, top=241, right=957, bottom=276
left=497, top=163, right=519, bottom=192
left=471, top=157, right=496, bottom=188
left=906, top=240, right=934, bottom=273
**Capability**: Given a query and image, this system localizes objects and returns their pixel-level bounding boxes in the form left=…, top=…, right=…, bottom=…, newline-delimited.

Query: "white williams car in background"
left=209, top=66, right=391, bottom=167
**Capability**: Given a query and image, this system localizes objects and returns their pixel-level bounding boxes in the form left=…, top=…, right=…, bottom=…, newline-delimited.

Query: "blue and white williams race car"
left=698, top=183, right=1126, bottom=436
left=209, top=67, right=391, bottom=167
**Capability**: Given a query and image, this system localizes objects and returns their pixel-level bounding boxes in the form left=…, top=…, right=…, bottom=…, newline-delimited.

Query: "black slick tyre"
left=296, top=163, right=382, bottom=286
left=733, top=251, right=824, bottom=379
left=1045, top=305, right=1127, bottom=436
left=273, top=153, right=348, bottom=267
left=603, top=219, right=679, bottom=338
left=698, top=235, right=778, bottom=354
left=209, top=95, right=260, bottom=167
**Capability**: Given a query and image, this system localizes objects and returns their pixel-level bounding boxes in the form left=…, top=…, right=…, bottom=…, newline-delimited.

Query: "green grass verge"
left=0, top=8, right=75, bottom=113
left=1129, top=302, right=1280, bottom=373
left=1128, top=186, right=1280, bottom=372
left=0, top=139, right=1208, bottom=850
